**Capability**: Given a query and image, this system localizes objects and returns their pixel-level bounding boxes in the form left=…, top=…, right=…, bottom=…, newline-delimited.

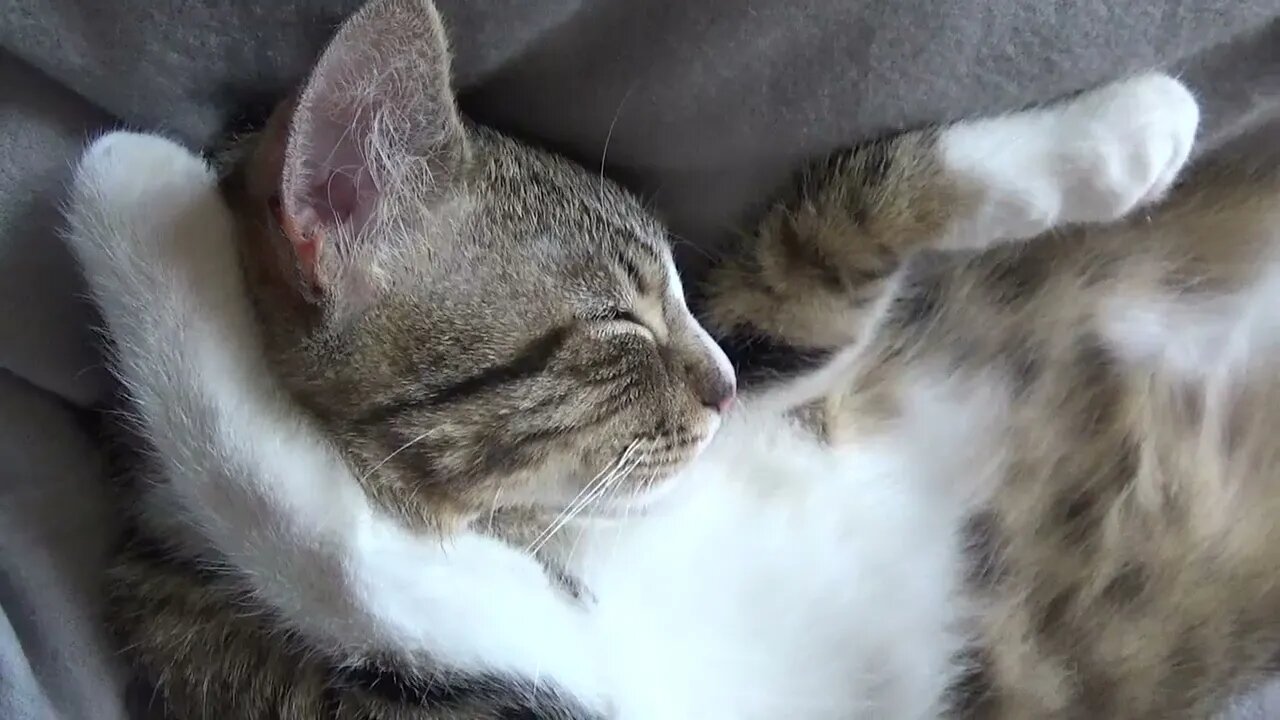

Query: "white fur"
left=63, top=134, right=610, bottom=709
left=584, top=368, right=1013, bottom=720
left=663, top=248, right=738, bottom=390
left=65, top=72, right=1202, bottom=718
left=1101, top=257, right=1280, bottom=379
left=941, top=73, right=1199, bottom=248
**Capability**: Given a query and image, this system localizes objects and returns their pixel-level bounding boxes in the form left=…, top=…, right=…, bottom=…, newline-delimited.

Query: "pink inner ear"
left=308, top=170, right=360, bottom=227
left=271, top=194, right=322, bottom=289
left=277, top=115, right=380, bottom=292
left=299, top=109, right=380, bottom=235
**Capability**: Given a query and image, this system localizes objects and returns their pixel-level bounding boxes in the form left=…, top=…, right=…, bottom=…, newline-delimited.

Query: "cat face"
left=231, top=0, right=734, bottom=525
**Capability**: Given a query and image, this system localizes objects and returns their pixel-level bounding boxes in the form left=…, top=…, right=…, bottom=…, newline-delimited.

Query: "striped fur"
left=70, top=3, right=1280, bottom=717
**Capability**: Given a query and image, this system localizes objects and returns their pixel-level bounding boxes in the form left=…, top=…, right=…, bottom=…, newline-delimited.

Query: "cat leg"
left=939, top=73, right=1198, bottom=249
left=64, top=132, right=607, bottom=707
left=701, top=73, right=1199, bottom=379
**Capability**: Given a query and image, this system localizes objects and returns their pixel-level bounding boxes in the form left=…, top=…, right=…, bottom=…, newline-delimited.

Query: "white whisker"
left=359, top=428, right=432, bottom=482
left=527, top=446, right=642, bottom=555
left=524, top=441, right=641, bottom=553
left=487, top=485, right=503, bottom=527
left=526, top=459, right=636, bottom=556
left=598, top=84, right=637, bottom=201
left=606, top=470, right=652, bottom=568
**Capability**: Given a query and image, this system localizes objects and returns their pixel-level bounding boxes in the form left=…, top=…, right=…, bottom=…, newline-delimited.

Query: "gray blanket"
left=2, top=1, right=1279, bottom=717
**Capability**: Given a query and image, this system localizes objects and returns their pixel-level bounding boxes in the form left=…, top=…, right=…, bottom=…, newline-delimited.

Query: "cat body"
left=73, top=134, right=970, bottom=719
left=63, top=0, right=1280, bottom=717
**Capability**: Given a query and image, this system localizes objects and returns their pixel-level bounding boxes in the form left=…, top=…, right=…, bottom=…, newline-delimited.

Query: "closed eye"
left=600, top=308, right=644, bottom=325
left=594, top=307, right=658, bottom=341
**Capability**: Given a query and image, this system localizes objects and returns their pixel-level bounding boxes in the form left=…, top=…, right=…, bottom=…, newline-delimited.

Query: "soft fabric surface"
left=2, top=1, right=1279, bottom=717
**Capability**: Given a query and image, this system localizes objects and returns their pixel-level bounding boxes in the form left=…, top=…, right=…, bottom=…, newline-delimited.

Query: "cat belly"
left=576, top=411, right=971, bottom=719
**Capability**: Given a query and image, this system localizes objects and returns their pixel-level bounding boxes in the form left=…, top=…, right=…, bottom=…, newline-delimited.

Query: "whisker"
left=527, top=449, right=641, bottom=555
left=487, top=486, right=503, bottom=528
left=566, top=441, right=640, bottom=510
left=359, top=429, right=432, bottom=482
left=527, top=455, right=638, bottom=555
left=524, top=441, right=640, bottom=553
left=598, top=83, right=638, bottom=201
left=558, top=450, right=650, bottom=572
left=667, top=231, right=716, bottom=262
left=606, top=470, right=653, bottom=567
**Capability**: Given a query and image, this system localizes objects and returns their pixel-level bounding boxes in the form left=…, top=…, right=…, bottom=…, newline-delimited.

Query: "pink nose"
left=698, top=377, right=737, bottom=414
left=716, top=393, right=735, bottom=414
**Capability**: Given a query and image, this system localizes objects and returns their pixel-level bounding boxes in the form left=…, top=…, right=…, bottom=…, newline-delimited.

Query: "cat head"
left=229, top=0, right=735, bottom=528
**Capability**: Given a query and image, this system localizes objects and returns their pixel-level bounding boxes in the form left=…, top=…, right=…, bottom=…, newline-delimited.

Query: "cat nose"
left=678, top=320, right=738, bottom=413
left=697, top=373, right=737, bottom=414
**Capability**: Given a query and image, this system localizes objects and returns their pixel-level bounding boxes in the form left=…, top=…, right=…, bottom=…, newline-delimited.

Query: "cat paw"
left=74, top=132, right=213, bottom=204
left=66, top=131, right=233, bottom=277
left=939, top=73, right=1199, bottom=247
left=1050, top=73, right=1199, bottom=223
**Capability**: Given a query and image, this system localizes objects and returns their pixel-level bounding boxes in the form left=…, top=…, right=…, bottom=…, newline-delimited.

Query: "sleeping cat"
left=63, top=0, right=1280, bottom=717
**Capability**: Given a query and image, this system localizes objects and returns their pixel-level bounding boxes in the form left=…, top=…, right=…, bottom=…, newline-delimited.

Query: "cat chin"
left=584, top=473, right=692, bottom=520
left=619, top=413, right=725, bottom=514
left=555, top=411, right=722, bottom=519
left=533, top=469, right=692, bottom=526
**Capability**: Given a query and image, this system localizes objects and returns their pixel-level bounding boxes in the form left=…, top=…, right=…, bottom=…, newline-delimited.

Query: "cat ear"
left=277, top=0, right=466, bottom=298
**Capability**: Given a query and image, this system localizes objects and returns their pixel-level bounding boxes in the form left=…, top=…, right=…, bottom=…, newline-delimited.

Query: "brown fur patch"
left=699, top=119, right=1280, bottom=718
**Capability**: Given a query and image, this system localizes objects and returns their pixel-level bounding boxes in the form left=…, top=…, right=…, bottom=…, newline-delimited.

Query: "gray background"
left=2, top=1, right=1279, bottom=717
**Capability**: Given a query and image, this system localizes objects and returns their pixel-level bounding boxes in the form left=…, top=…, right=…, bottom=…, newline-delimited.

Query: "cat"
left=62, top=0, right=1280, bottom=717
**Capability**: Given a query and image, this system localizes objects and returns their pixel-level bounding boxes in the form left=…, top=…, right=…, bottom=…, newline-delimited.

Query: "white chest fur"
left=577, top=397, right=989, bottom=720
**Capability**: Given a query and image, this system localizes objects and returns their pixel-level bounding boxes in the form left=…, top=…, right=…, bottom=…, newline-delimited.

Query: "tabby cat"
left=64, top=0, right=1280, bottom=717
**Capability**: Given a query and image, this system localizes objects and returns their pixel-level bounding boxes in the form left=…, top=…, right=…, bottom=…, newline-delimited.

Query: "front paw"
left=73, top=132, right=214, bottom=207
left=939, top=73, right=1199, bottom=247
left=1051, top=73, right=1200, bottom=223
left=67, top=132, right=232, bottom=268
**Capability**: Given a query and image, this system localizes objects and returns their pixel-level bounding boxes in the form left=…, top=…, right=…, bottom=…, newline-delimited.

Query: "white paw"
left=1050, top=73, right=1200, bottom=223
left=65, top=131, right=233, bottom=279
left=74, top=131, right=214, bottom=205
left=939, top=73, right=1199, bottom=247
